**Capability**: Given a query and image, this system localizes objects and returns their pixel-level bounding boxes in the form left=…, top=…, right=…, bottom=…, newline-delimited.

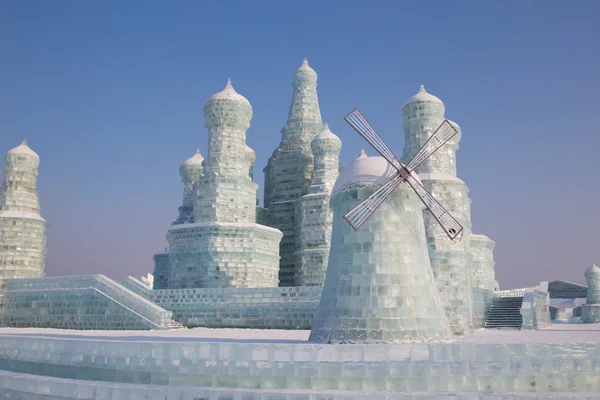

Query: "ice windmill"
left=343, top=108, right=463, bottom=240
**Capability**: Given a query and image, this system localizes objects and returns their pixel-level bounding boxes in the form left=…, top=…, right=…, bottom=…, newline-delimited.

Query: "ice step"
left=484, top=295, right=524, bottom=329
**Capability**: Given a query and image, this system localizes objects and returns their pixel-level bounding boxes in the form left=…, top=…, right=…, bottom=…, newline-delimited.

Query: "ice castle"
left=0, top=59, right=598, bottom=399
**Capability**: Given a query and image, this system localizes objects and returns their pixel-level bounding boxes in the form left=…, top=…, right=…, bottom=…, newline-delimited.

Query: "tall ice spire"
left=0, top=140, right=47, bottom=291
left=263, top=58, right=325, bottom=287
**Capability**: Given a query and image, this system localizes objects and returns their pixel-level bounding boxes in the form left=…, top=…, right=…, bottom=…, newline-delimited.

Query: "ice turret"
left=401, top=85, right=475, bottom=335
left=173, top=149, right=204, bottom=225
left=583, top=264, right=600, bottom=323
left=0, top=140, right=47, bottom=291
left=470, top=234, right=499, bottom=291
left=166, top=80, right=282, bottom=289
left=310, top=153, right=453, bottom=344
left=294, top=123, right=342, bottom=286
left=263, top=58, right=324, bottom=286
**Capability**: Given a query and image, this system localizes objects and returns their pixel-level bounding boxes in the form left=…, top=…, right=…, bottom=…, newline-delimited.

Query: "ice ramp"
left=1, top=275, right=173, bottom=330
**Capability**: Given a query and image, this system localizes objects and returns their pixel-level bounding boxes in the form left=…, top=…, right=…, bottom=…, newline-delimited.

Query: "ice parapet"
left=310, top=154, right=454, bottom=344
left=294, top=123, right=341, bottom=286
left=263, top=59, right=324, bottom=287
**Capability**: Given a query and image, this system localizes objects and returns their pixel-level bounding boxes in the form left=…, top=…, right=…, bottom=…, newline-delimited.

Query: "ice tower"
left=166, top=80, right=283, bottom=289
left=0, top=140, right=47, bottom=293
left=263, top=58, right=323, bottom=286
left=310, top=152, right=453, bottom=344
left=583, top=264, right=600, bottom=323
left=401, top=85, right=474, bottom=335
left=294, top=123, right=341, bottom=286
left=173, top=149, right=204, bottom=225
left=470, top=234, right=499, bottom=291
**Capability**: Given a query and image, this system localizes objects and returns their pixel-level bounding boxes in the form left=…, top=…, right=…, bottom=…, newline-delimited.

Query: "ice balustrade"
left=520, top=283, right=552, bottom=330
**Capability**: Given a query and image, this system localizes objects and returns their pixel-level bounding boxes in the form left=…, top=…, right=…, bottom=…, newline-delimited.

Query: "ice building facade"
left=293, top=123, right=341, bottom=286
left=0, top=140, right=47, bottom=296
left=263, top=58, right=324, bottom=287
left=165, top=80, right=282, bottom=289
left=310, top=153, right=454, bottom=344
left=582, top=264, right=600, bottom=323
left=401, top=85, right=475, bottom=335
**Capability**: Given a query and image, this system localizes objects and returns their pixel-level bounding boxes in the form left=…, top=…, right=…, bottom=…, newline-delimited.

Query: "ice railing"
left=6, top=275, right=172, bottom=329
left=520, top=282, right=551, bottom=330
left=495, top=288, right=527, bottom=298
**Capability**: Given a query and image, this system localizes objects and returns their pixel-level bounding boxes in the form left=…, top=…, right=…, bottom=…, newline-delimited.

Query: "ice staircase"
left=484, top=295, right=524, bottom=329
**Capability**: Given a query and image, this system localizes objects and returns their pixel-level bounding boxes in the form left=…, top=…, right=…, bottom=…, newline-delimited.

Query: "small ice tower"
left=470, top=234, right=499, bottom=291
left=0, top=140, right=47, bottom=291
left=583, top=264, right=600, bottom=323
left=174, top=149, right=204, bottom=225
left=309, top=152, right=453, bottom=344
left=166, top=79, right=282, bottom=289
left=402, top=85, right=474, bottom=335
left=294, top=123, right=342, bottom=286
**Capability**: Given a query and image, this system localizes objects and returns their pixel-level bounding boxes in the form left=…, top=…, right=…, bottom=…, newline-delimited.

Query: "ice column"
left=0, top=140, right=47, bottom=293
left=294, top=123, right=341, bottom=286
left=583, top=264, right=600, bottom=323
left=263, top=58, right=323, bottom=287
left=167, top=80, right=282, bottom=289
left=470, top=234, right=499, bottom=291
left=152, top=249, right=169, bottom=289
left=401, top=85, right=475, bottom=335
left=173, top=149, right=204, bottom=225
left=310, top=153, right=453, bottom=344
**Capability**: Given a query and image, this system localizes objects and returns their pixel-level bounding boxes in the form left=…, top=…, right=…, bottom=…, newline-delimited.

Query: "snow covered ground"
left=0, top=323, right=597, bottom=344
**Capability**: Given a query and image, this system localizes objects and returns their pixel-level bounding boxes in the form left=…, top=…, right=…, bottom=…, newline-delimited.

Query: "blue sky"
left=0, top=1, right=598, bottom=288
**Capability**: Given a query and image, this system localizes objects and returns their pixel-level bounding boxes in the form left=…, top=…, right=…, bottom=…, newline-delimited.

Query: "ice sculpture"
left=310, top=152, right=454, bottom=344
left=152, top=248, right=169, bottom=289
left=173, top=149, right=204, bottom=225
left=401, top=85, right=474, bottom=335
left=470, top=234, right=499, bottom=291
left=0, top=140, right=47, bottom=293
left=294, top=123, right=341, bottom=286
left=582, top=264, right=600, bottom=323
left=263, top=58, right=324, bottom=287
left=166, top=79, right=283, bottom=289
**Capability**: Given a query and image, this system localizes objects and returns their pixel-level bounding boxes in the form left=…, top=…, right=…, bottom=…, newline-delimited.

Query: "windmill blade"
left=406, top=119, right=459, bottom=171
left=404, top=173, right=464, bottom=240
left=344, top=174, right=404, bottom=230
left=344, top=109, right=403, bottom=172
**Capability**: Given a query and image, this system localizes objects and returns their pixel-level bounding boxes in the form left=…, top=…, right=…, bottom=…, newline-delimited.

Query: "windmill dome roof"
left=7, top=139, right=39, bottom=160
left=182, top=149, right=204, bottom=166
left=585, top=264, right=600, bottom=275
left=205, top=78, right=251, bottom=107
left=312, top=123, right=341, bottom=142
left=402, top=84, right=444, bottom=108
left=332, top=151, right=420, bottom=194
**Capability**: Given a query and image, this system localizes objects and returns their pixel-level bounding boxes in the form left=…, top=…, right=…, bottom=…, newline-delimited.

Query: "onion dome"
left=312, top=123, right=341, bottom=143
left=294, top=57, right=317, bottom=85
left=183, top=149, right=204, bottom=166
left=7, top=139, right=39, bottom=160
left=585, top=264, right=600, bottom=275
left=203, top=78, right=253, bottom=129
left=333, top=152, right=420, bottom=194
left=402, top=84, right=444, bottom=108
left=179, top=149, right=204, bottom=181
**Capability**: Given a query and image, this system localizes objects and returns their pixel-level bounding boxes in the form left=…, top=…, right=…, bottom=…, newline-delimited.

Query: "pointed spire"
left=323, top=122, right=329, bottom=129
left=21, top=139, right=28, bottom=146
left=358, top=148, right=367, bottom=159
left=419, top=84, right=426, bottom=93
left=226, top=77, right=232, bottom=88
